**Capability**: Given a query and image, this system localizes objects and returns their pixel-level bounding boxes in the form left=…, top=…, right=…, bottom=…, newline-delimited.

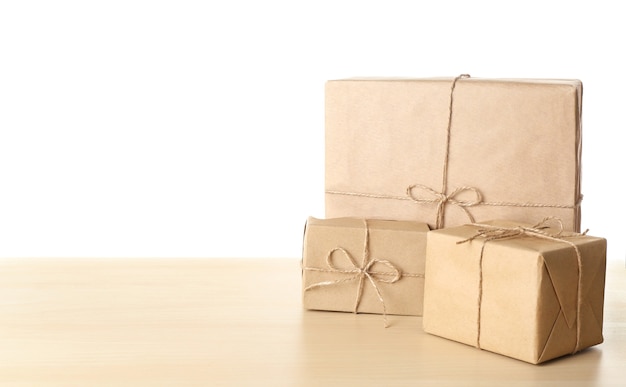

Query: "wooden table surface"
left=1, top=257, right=624, bottom=386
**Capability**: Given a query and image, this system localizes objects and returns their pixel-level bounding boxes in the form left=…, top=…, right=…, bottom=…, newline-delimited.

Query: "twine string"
left=409, top=73, right=472, bottom=229
left=457, top=217, right=588, bottom=354
left=303, top=219, right=423, bottom=328
left=440, top=74, right=470, bottom=206
left=406, top=183, right=481, bottom=229
left=326, top=189, right=581, bottom=210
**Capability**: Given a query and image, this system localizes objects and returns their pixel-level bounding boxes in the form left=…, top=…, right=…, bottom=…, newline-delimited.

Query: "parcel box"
left=422, top=220, right=606, bottom=364
left=325, top=77, right=583, bottom=231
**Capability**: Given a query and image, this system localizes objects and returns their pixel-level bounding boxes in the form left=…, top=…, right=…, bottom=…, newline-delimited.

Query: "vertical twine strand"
left=438, top=74, right=471, bottom=228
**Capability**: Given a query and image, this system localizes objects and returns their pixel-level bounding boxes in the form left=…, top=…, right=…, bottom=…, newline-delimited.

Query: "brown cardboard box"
left=325, top=77, right=583, bottom=231
left=422, top=220, right=606, bottom=364
left=302, top=217, right=429, bottom=317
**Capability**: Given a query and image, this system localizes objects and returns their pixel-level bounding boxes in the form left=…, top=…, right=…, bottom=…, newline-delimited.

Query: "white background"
left=1, top=1, right=624, bottom=261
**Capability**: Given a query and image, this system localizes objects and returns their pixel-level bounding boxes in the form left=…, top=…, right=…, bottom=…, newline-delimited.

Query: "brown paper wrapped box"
left=325, top=77, right=583, bottom=231
left=302, top=217, right=429, bottom=317
left=422, top=220, right=606, bottom=364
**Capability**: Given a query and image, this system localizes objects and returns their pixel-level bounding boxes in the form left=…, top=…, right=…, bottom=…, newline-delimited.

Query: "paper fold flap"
left=542, top=249, right=579, bottom=329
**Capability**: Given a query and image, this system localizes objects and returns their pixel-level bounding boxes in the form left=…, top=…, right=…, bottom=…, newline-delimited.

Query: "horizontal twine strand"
left=326, top=189, right=582, bottom=209
left=304, top=266, right=424, bottom=278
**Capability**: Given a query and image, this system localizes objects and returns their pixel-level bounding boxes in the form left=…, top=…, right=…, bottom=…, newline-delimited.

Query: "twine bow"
left=407, top=184, right=482, bottom=229
left=303, top=219, right=411, bottom=328
left=458, top=217, right=588, bottom=354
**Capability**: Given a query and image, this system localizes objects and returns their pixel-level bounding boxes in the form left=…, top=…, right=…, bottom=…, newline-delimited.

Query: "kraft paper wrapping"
left=422, top=220, right=606, bottom=364
left=302, top=217, right=429, bottom=317
left=325, top=77, right=583, bottom=231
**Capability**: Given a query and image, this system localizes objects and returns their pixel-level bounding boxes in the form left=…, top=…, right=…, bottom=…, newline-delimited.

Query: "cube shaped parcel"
left=422, top=221, right=606, bottom=364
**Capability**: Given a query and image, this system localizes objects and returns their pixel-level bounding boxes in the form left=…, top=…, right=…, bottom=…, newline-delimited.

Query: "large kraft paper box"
left=302, top=217, right=429, bottom=316
left=325, top=77, right=583, bottom=231
left=422, top=220, right=606, bottom=364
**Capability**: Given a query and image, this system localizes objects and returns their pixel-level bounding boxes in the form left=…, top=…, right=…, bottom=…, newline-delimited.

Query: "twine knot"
left=323, top=246, right=402, bottom=282
left=407, top=184, right=482, bottom=229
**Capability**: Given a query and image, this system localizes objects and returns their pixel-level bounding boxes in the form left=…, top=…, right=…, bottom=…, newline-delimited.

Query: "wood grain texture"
left=0, top=258, right=624, bottom=386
